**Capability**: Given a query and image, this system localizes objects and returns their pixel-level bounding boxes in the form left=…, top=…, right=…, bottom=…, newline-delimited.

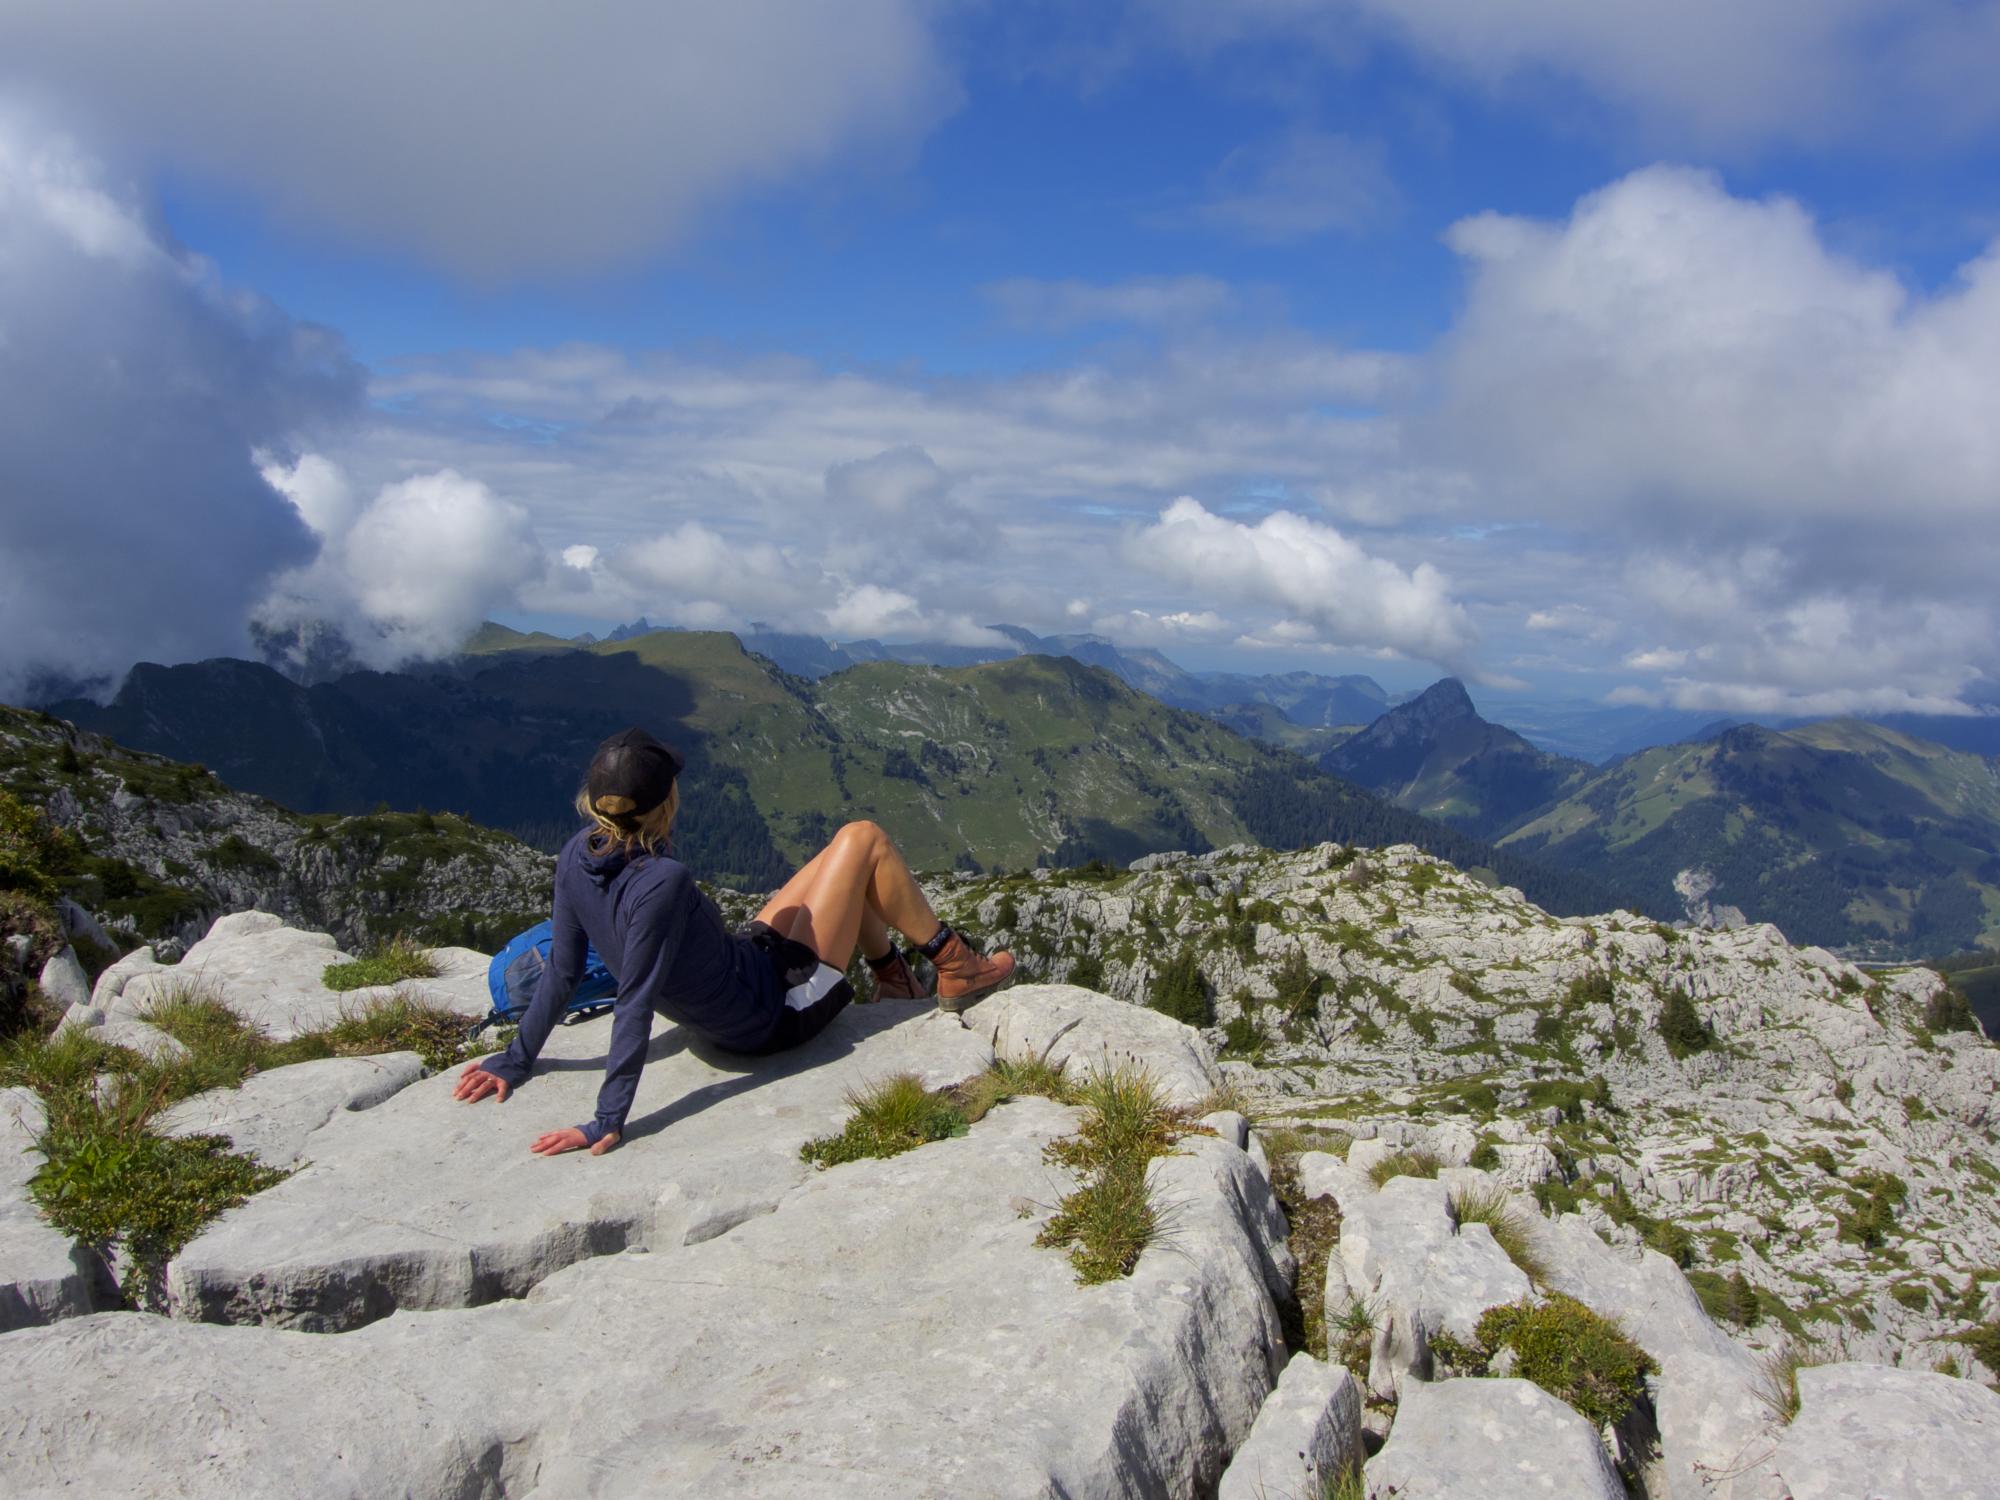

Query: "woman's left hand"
left=530, top=1127, right=621, bottom=1157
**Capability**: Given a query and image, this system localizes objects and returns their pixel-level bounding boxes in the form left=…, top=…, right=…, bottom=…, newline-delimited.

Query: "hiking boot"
left=921, top=925, right=1016, bottom=1013
left=866, top=946, right=929, bottom=1002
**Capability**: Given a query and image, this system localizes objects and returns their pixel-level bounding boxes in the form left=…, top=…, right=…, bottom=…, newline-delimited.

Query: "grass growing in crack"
left=318, top=992, right=480, bottom=1071
left=1195, top=1078, right=1256, bottom=1119
left=1366, top=1147, right=1443, bottom=1187
left=1450, top=1182, right=1549, bottom=1285
left=1328, top=1296, right=1376, bottom=1377
left=957, top=1054, right=1075, bottom=1122
left=800, top=1073, right=968, bottom=1167
left=1755, top=1337, right=1821, bottom=1423
left=322, top=933, right=444, bottom=993
left=1269, top=1148, right=1342, bottom=1359
left=1473, top=1294, right=1656, bottom=1428
left=1036, top=1067, right=1191, bottom=1285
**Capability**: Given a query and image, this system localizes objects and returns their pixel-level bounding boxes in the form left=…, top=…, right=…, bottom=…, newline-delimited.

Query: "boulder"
left=154, top=1053, right=427, bottom=1166
left=1, top=1087, right=110, bottom=1331
left=36, top=946, right=90, bottom=1012
left=166, top=1000, right=994, bottom=1330
left=112, top=913, right=349, bottom=1040
left=1774, top=1363, right=2000, bottom=1500
left=1363, top=1377, right=1626, bottom=1499
left=7, top=1098, right=1288, bottom=1499
left=89, top=943, right=165, bottom=1009
left=972, top=983, right=1222, bottom=1107
left=1217, top=1353, right=1363, bottom=1500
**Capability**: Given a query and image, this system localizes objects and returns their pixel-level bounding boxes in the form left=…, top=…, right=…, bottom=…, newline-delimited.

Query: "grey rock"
left=1363, top=1377, right=1626, bottom=1500
left=8, top=1098, right=1287, bottom=1500
left=166, top=1000, right=994, bottom=1329
left=1218, top=1353, right=1363, bottom=1500
left=1774, top=1363, right=2000, bottom=1500
left=37, top=946, right=90, bottom=1012
left=89, top=943, right=163, bottom=1008
left=114, top=912, right=350, bottom=1040
left=973, top=983, right=1222, bottom=1106
left=1, top=1088, right=110, bottom=1331
left=1323, top=1172, right=1531, bottom=1398
left=155, top=1053, right=427, bottom=1166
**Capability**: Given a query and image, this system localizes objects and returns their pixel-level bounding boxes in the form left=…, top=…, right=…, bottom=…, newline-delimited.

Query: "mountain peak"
left=1407, top=677, right=1476, bottom=722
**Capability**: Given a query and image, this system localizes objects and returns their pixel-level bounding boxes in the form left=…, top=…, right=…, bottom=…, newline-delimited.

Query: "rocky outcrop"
left=1773, top=1363, right=2000, bottom=1499
left=0, top=704, right=551, bottom=956
left=936, top=843, right=2000, bottom=1371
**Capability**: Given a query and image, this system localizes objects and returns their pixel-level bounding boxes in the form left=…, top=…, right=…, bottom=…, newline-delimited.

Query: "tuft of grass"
left=800, top=1073, right=967, bottom=1167
left=1195, top=1078, right=1256, bottom=1119
left=1755, top=1338, right=1819, bottom=1424
left=1036, top=1067, right=1190, bottom=1285
left=1475, top=1294, right=1656, bottom=1429
left=1366, top=1147, right=1443, bottom=1187
left=956, top=1054, right=1075, bottom=1123
left=1956, top=1317, right=2000, bottom=1377
left=322, top=933, right=444, bottom=993
left=319, top=992, right=477, bottom=1072
left=1450, top=1182, right=1549, bottom=1285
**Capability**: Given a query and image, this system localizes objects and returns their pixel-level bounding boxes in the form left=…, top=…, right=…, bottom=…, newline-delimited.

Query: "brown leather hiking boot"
left=923, top=926, right=1016, bottom=1013
left=866, top=947, right=929, bottom=1002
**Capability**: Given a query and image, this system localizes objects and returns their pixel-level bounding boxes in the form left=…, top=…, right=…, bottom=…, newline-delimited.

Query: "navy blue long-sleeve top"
left=481, top=831, right=780, bottom=1145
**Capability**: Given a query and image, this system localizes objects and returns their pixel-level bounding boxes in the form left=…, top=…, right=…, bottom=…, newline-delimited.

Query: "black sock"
left=865, top=947, right=902, bottom=971
left=917, top=925, right=954, bottom=960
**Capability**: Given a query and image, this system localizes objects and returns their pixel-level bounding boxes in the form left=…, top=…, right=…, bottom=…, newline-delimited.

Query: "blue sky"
left=4, top=1, right=1999, bottom=716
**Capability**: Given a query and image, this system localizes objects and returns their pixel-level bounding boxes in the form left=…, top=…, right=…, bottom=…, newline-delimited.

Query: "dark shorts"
left=739, top=920, right=854, bottom=1055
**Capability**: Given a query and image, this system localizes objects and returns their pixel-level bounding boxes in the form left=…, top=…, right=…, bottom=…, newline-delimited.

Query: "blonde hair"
left=576, top=781, right=679, bottom=857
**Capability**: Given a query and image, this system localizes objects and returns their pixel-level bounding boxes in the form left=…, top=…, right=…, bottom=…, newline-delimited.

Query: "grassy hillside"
left=1500, top=720, right=2000, bottom=955
left=50, top=633, right=1613, bottom=913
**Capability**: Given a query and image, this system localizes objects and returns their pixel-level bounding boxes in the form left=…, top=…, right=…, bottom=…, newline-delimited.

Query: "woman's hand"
left=452, top=1063, right=511, bottom=1103
left=530, top=1127, right=621, bottom=1157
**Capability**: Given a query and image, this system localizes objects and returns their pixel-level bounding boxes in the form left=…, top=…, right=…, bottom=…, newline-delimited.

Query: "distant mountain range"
left=49, top=626, right=1612, bottom=915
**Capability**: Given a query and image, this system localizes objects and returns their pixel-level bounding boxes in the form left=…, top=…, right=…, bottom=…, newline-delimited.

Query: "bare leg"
left=754, top=821, right=942, bottom=969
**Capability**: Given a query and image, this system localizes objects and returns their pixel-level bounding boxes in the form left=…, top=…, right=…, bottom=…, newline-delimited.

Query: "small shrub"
left=1147, top=946, right=1212, bottom=1029
left=1194, top=1079, right=1255, bottom=1119
left=1836, top=1170, right=1907, bottom=1250
left=1366, top=1148, right=1443, bottom=1187
left=1565, top=971, right=1614, bottom=1008
left=1469, top=1139, right=1501, bottom=1170
left=1892, top=1282, right=1929, bottom=1312
left=321, top=934, right=444, bottom=993
left=1220, top=1010, right=1265, bottom=1059
left=1689, top=1268, right=1764, bottom=1328
left=1955, top=1318, right=2000, bottom=1377
left=1328, top=1296, right=1376, bottom=1375
left=800, top=1074, right=967, bottom=1167
left=1475, top=1294, right=1656, bottom=1428
left=1657, top=986, right=1712, bottom=1059
left=1926, top=988, right=1979, bottom=1035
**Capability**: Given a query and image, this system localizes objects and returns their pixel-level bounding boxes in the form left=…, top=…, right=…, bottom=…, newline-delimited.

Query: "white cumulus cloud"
left=1124, top=498, right=1476, bottom=670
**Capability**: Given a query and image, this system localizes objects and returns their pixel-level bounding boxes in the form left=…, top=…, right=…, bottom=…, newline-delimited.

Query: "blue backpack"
left=479, top=920, right=619, bottom=1034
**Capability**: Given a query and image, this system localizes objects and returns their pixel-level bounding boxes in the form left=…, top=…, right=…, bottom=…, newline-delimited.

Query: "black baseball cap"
left=586, top=728, right=685, bottom=824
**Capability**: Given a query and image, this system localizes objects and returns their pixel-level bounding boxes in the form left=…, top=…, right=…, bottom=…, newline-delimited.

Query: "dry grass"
left=1366, top=1147, right=1443, bottom=1187
left=1450, top=1181, right=1550, bottom=1285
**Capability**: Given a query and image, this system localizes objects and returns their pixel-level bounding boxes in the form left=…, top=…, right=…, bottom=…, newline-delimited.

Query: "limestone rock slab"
left=973, top=983, right=1222, bottom=1106
left=8, top=1099, right=1287, bottom=1500
left=1218, top=1353, right=1363, bottom=1500
left=1775, top=1364, right=2000, bottom=1500
left=113, top=912, right=352, bottom=1040
left=1363, top=1377, right=1625, bottom=1500
left=1, top=1088, right=109, bottom=1332
left=154, top=1053, right=427, bottom=1166
left=166, top=1000, right=994, bottom=1330
left=37, top=946, right=90, bottom=1012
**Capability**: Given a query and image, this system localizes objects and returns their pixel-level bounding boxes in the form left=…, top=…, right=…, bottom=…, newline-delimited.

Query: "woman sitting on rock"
left=452, top=727, right=1013, bottom=1156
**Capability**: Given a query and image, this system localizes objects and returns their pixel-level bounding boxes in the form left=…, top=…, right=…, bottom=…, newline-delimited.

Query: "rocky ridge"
left=0, top=703, right=552, bottom=957
left=930, top=842, right=2000, bottom=1374
left=3, top=911, right=1998, bottom=1495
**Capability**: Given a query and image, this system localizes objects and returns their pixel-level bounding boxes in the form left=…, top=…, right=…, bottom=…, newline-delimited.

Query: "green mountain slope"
left=49, top=633, right=1613, bottom=913
left=1322, top=679, right=1592, bottom=839
left=1499, top=719, right=2000, bottom=955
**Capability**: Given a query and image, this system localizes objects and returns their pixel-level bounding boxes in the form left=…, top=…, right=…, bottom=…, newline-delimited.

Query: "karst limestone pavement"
left=3, top=854, right=1998, bottom=1495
